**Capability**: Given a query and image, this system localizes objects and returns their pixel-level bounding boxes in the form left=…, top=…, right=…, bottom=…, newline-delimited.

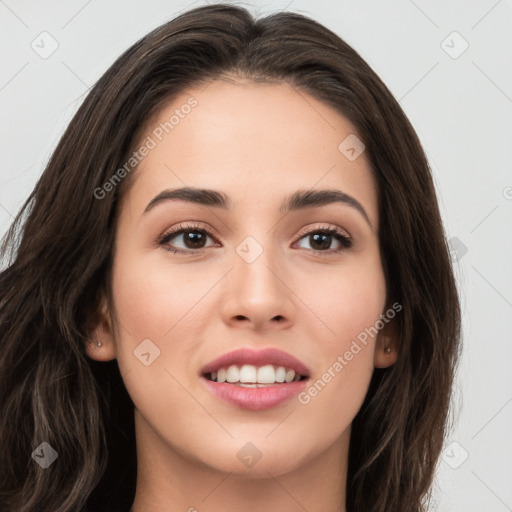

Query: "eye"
left=157, top=223, right=353, bottom=255
left=157, top=223, right=219, bottom=254
left=294, top=225, right=353, bottom=254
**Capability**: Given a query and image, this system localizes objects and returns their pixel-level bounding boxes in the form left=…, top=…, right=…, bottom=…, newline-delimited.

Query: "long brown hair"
left=0, top=4, right=461, bottom=511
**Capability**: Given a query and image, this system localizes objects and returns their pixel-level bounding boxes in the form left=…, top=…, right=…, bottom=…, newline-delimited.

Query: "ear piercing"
left=384, top=345, right=391, bottom=354
left=96, top=342, right=102, bottom=347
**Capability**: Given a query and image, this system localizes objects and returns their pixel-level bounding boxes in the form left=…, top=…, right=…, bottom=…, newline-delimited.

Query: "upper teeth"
left=210, top=364, right=301, bottom=384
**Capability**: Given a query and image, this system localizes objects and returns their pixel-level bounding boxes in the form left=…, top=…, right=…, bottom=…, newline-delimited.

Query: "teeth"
left=275, top=366, right=286, bottom=382
left=240, top=364, right=257, bottom=383
left=208, top=364, right=303, bottom=384
left=226, top=365, right=239, bottom=383
left=285, top=369, right=295, bottom=383
left=257, top=364, right=276, bottom=383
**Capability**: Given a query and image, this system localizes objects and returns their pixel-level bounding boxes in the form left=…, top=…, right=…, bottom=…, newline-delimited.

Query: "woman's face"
left=89, top=78, right=397, bottom=477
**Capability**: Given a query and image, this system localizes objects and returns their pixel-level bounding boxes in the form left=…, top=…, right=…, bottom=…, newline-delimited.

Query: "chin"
left=191, top=436, right=320, bottom=479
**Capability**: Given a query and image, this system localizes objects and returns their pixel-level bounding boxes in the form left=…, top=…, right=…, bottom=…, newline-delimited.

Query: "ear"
left=374, top=316, right=399, bottom=369
left=85, top=294, right=117, bottom=362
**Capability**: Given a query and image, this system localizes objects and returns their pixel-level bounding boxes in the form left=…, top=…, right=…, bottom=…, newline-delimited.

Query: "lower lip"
left=201, top=377, right=309, bottom=410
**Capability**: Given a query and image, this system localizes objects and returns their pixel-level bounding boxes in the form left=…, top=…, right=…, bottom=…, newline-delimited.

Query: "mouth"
left=200, top=348, right=310, bottom=410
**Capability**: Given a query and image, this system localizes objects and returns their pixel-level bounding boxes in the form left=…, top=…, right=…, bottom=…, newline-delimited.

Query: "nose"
left=220, top=242, right=295, bottom=332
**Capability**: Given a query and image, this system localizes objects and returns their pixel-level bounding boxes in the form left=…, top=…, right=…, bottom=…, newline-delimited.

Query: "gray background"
left=1, top=0, right=511, bottom=510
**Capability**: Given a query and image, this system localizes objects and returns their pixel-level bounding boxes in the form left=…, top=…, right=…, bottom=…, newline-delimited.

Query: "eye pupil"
left=310, top=233, right=331, bottom=250
left=185, top=230, right=206, bottom=248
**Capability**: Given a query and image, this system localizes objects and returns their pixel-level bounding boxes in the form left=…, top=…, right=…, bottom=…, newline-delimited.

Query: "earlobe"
left=374, top=341, right=398, bottom=368
left=374, top=318, right=399, bottom=368
left=86, top=334, right=117, bottom=362
left=85, top=297, right=117, bottom=362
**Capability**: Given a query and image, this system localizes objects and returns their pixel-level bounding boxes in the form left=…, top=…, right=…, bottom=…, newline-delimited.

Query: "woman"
left=0, top=3, right=461, bottom=511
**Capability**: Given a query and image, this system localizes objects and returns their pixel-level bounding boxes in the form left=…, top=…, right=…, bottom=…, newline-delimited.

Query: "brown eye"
left=295, top=227, right=352, bottom=253
left=158, top=224, right=219, bottom=253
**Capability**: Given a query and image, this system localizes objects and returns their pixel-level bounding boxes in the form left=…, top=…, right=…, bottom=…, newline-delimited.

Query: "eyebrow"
left=144, top=187, right=374, bottom=230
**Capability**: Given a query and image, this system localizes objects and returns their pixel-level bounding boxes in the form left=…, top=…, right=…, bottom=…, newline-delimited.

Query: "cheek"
left=110, top=251, right=211, bottom=342
left=293, top=255, right=385, bottom=417
left=108, top=254, right=206, bottom=429
left=294, top=276, right=384, bottom=441
left=298, top=250, right=386, bottom=353
left=109, top=251, right=221, bottom=403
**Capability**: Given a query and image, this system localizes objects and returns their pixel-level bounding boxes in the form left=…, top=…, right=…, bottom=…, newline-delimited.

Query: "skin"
left=87, top=77, right=398, bottom=512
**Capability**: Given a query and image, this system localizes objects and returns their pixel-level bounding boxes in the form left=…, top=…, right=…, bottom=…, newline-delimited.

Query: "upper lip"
left=201, top=348, right=310, bottom=377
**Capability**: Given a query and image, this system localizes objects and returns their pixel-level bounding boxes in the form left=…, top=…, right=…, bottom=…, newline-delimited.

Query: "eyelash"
left=157, top=222, right=353, bottom=255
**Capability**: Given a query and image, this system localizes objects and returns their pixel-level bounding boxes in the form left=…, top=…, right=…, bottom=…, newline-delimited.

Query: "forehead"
left=124, top=78, right=378, bottom=225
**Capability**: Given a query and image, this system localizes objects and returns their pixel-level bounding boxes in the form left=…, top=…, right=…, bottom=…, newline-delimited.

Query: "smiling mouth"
left=203, top=364, right=309, bottom=387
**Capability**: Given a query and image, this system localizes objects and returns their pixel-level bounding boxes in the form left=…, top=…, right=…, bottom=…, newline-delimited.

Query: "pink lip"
left=200, top=347, right=310, bottom=376
left=201, top=378, right=308, bottom=410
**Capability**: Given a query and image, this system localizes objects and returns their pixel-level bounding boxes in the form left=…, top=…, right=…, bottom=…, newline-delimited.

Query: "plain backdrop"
left=1, top=1, right=511, bottom=510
